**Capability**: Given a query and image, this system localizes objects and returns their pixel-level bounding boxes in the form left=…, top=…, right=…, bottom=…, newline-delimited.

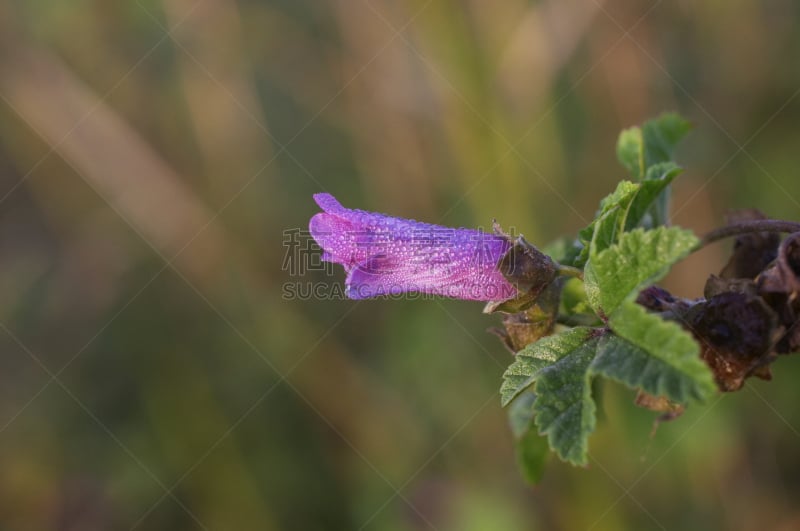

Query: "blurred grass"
left=0, top=0, right=799, bottom=530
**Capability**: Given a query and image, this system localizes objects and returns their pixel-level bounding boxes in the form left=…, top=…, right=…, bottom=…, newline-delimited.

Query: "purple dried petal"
left=308, top=193, right=517, bottom=301
left=689, top=291, right=778, bottom=391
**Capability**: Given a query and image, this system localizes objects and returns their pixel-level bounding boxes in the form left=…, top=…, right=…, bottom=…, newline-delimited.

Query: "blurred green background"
left=1, top=0, right=799, bottom=530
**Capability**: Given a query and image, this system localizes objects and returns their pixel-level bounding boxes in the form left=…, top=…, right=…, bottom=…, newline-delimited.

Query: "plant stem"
left=697, top=219, right=800, bottom=250
left=557, top=264, right=584, bottom=280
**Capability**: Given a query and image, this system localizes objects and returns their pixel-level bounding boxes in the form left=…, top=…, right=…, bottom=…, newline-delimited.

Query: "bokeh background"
left=1, top=0, right=799, bottom=529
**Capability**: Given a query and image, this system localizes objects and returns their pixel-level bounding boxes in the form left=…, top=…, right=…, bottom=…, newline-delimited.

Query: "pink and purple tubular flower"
left=308, top=193, right=518, bottom=301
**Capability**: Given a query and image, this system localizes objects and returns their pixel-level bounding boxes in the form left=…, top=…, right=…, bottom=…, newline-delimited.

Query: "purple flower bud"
left=308, top=193, right=517, bottom=301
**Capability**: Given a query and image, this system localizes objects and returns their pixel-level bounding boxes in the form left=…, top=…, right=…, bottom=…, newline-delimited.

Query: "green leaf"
left=516, top=426, right=550, bottom=484
left=592, top=302, right=717, bottom=403
left=643, top=160, right=683, bottom=182
left=508, top=392, right=549, bottom=484
left=532, top=333, right=600, bottom=466
left=508, top=391, right=538, bottom=437
left=584, top=227, right=699, bottom=316
left=616, top=113, right=692, bottom=180
left=624, top=162, right=683, bottom=231
left=597, top=180, right=640, bottom=214
left=573, top=165, right=684, bottom=267
left=573, top=181, right=639, bottom=266
left=589, top=181, right=639, bottom=252
left=501, top=327, right=596, bottom=406
left=502, top=328, right=600, bottom=465
left=642, top=113, right=692, bottom=170
left=617, top=126, right=644, bottom=179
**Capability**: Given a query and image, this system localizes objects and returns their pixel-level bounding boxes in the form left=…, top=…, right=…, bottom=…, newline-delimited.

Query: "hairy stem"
left=697, top=219, right=800, bottom=249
